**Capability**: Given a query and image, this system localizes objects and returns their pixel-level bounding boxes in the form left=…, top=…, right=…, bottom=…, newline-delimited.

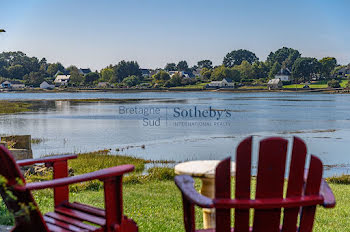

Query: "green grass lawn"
left=283, top=80, right=349, bottom=89
left=170, top=82, right=210, bottom=89
left=1, top=151, right=350, bottom=231
left=238, top=86, right=267, bottom=89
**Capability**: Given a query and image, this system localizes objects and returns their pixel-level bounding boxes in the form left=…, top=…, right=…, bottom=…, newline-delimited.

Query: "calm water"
left=1, top=91, right=350, bottom=177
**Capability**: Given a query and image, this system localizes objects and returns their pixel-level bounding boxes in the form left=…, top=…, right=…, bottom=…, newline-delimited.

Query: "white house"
left=40, top=81, right=55, bottom=89
left=275, top=68, right=291, bottom=81
left=206, top=78, right=235, bottom=88
left=54, top=75, right=71, bottom=86
left=267, top=78, right=283, bottom=90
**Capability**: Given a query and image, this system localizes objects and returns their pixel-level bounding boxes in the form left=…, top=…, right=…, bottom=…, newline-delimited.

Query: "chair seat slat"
left=55, top=206, right=106, bottom=226
left=45, top=212, right=98, bottom=231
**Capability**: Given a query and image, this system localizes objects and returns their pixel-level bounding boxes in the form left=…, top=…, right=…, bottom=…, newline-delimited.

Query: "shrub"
left=326, top=175, right=350, bottom=184
left=328, top=79, right=340, bottom=88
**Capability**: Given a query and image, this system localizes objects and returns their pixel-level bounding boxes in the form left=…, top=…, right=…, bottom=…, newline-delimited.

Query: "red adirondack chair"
left=0, top=146, right=138, bottom=232
left=175, top=136, right=336, bottom=232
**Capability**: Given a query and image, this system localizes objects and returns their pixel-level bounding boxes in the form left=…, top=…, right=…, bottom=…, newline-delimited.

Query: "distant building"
left=1, top=81, right=12, bottom=88
left=140, top=69, right=150, bottom=77
left=336, top=65, right=350, bottom=77
left=206, top=78, right=235, bottom=88
left=97, top=82, right=110, bottom=88
left=168, top=71, right=195, bottom=79
left=79, top=68, right=92, bottom=76
left=54, top=70, right=70, bottom=76
left=275, top=68, right=291, bottom=81
left=54, top=75, right=71, bottom=86
left=40, top=81, right=55, bottom=89
left=1, top=81, right=25, bottom=89
left=267, top=78, right=283, bottom=90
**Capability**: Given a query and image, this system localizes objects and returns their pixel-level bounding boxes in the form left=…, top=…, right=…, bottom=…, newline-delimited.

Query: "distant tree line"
left=0, top=47, right=347, bottom=88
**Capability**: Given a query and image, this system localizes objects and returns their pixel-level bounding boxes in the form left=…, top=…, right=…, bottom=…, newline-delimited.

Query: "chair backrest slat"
left=215, top=157, right=231, bottom=232
left=234, top=136, right=252, bottom=232
left=299, top=155, right=323, bottom=232
left=252, top=137, right=288, bottom=232
left=282, top=137, right=307, bottom=231
left=0, top=146, right=48, bottom=231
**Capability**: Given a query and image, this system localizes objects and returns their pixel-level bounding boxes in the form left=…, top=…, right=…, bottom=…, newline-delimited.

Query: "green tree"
left=319, top=57, right=337, bottom=79
left=252, top=61, right=269, bottom=79
left=7, top=64, right=26, bottom=79
left=165, top=73, right=183, bottom=87
left=84, top=72, right=100, bottom=85
left=23, top=71, right=45, bottom=87
left=153, top=70, right=170, bottom=81
left=197, top=60, right=213, bottom=69
left=267, top=47, right=301, bottom=68
left=292, top=57, right=320, bottom=81
left=164, top=63, right=177, bottom=71
left=100, top=67, right=116, bottom=83
left=211, top=65, right=241, bottom=81
left=47, top=63, right=64, bottom=76
left=200, top=68, right=212, bottom=80
left=233, top=60, right=254, bottom=79
left=123, top=75, right=141, bottom=87
left=223, top=49, right=258, bottom=67
left=268, top=62, right=281, bottom=78
left=69, top=67, right=84, bottom=86
left=114, top=60, right=141, bottom=82
left=177, top=60, right=189, bottom=71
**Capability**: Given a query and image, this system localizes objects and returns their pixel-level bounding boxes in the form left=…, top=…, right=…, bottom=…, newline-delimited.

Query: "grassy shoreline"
left=0, top=101, right=32, bottom=114
left=1, top=151, right=350, bottom=231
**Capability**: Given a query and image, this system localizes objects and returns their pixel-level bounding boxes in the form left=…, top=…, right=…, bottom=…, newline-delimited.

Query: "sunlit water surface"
left=1, top=91, right=350, bottom=177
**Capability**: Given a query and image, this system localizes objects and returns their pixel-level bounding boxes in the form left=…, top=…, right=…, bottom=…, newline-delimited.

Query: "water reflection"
left=0, top=92, right=350, bottom=176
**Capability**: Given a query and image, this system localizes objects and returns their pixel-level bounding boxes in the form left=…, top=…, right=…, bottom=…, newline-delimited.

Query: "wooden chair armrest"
left=320, top=179, right=336, bottom=208
left=17, top=154, right=78, bottom=167
left=16, top=165, right=134, bottom=191
left=175, top=175, right=213, bottom=208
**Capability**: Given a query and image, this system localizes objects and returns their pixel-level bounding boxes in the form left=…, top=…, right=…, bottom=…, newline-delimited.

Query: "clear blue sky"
left=0, top=0, right=349, bottom=70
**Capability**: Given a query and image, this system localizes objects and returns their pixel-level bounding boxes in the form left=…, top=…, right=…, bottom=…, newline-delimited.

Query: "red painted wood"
left=215, top=157, right=231, bottom=232
left=55, top=207, right=106, bottom=226
left=213, top=196, right=323, bottom=209
left=0, top=146, right=137, bottom=232
left=54, top=160, right=69, bottom=207
left=25, top=165, right=134, bottom=191
left=64, top=202, right=105, bottom=217
left=282, top=137, right=307, bottom=232
left=299, top=155, right=323, bottom=232
left=182, top=195, right=196, bottom=232
left=104, top=176, right=123, bottom=232
left=17, top=154, right=77, bottom=166
left=0, top=146, right=49, bottom=232
left=44, top=216, right=83, bottom=232
left=45, top=212, right=98, bottom=231
left=253, top=137, right=288, bottom=232
left=175, top=136, right=335, bottom=232
left=234, top=136, right=252, bottom=232
left=46, top=222, right=72, bottom=232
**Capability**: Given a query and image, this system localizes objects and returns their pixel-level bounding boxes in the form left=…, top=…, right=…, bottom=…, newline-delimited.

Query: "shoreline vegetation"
left=0, top=150, right=349, bottom=231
